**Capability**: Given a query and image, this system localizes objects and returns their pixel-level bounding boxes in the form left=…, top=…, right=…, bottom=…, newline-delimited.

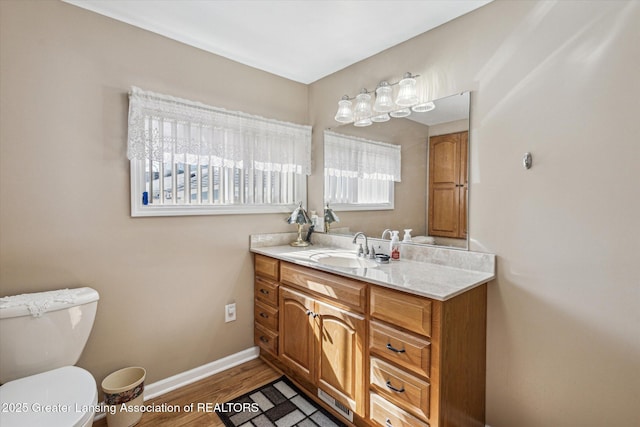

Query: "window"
left=324, top=130, right=401, bottom=211
left=127, top=87, right=311, bottom=216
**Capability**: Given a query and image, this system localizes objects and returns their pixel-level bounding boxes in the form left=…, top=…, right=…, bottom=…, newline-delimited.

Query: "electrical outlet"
left=225, top=303, right=236, bottom=322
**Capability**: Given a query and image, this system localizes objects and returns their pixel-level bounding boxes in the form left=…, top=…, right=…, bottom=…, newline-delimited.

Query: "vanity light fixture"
left=333, top=72, right=435, bottom=126
left=395, top=73, right=419, bottom=106
left=353, top=91, right=373, bottom=127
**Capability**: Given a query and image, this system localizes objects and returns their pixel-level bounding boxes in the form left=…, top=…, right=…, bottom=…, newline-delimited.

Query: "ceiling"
left=63, top=0, right=492, bottom=84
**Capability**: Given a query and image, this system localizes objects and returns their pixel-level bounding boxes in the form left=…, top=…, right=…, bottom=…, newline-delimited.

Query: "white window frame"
left=127, top=87, right=310, bottom=217
left=324, top=130, right=400, bottom=212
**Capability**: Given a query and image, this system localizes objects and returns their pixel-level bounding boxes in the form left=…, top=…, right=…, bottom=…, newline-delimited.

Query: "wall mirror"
left=323, top=91, right=470, bottom=250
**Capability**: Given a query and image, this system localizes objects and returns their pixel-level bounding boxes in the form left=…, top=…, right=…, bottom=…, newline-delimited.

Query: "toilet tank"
left=0, top=287, right=99, bottom=384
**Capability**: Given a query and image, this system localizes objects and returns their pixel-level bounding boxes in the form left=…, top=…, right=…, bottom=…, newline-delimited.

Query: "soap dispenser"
left=402, top=229, right=413, bottom=243
left=390, top=230, right=401, bottom=261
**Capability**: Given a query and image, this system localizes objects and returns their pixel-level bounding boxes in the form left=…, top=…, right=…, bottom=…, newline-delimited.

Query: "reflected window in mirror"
left=324, top=131, right=401, bottom=211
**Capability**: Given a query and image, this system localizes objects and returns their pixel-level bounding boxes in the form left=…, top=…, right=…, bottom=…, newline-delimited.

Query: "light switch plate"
left=225, top=303, right=236, bottom=322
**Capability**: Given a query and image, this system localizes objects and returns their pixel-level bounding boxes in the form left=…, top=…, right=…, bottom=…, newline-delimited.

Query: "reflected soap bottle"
left=390, top=230, right=401, bottom=261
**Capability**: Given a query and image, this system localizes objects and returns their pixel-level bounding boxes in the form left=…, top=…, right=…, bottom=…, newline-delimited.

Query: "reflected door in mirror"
left=428, top=131, right=468, bottom=239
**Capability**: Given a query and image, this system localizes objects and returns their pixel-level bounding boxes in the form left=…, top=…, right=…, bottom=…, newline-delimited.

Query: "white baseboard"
left=94, top=346, right=259, bottom=421
left=143, top=346, right=259, bottom=400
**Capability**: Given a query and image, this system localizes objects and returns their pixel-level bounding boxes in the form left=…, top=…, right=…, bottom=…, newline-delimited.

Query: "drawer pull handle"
left=306, top=310, right=320, bottom=318
left=260, top=289, right=270, bottom=295
left=386, top=418, right=393, bottom=427
left=259, top=312, right=269, bottom=318
left=259, top=336, right=269, bottom=343
left=385, top=380, right=405, bottom=393
left=386, top=343, right=406, bottom=353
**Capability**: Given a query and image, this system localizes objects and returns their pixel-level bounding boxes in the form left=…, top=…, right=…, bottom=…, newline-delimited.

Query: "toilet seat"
left=0, top=366, right=97, bottom=427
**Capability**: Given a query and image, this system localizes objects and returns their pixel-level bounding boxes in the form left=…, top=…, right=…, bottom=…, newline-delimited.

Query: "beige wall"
left=0, top=0, right=307, bottom=386
left=1, top=1, right=639, bottom=426
left=310, top=1, right=640, bottom=426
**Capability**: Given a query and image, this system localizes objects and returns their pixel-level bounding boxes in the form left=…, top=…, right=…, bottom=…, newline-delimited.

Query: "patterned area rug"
left=216, top=376, right=346, bottom=427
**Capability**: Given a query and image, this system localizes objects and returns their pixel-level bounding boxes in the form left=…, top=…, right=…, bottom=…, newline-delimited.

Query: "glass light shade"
left=371, top=113, right=390, bottom=122
left=395, top=77, right=419, bottom=107
left=334, top=99, right=354, bottom=123
left=373, top=84, right=394, bottom=112
left=354, top=117, right=373, bottom=127
left=412, top=101, right=436, bottom=113
left=353, top=93, right=372, bottom=127
left=389, top=108, right=411, bottom=118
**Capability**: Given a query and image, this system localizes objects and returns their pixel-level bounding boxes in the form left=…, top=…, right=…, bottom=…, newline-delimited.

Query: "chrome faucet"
left=352, top=232, right=369, bottom=257
left=381, top=229, right=392, bottom=239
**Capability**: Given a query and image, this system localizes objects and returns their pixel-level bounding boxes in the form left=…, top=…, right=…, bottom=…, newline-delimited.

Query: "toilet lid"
left=0, top=366, right=97, bottom=427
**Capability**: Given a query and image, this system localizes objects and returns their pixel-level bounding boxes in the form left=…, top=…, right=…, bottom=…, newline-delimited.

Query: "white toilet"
left=0, top=287, right=100, bottom=427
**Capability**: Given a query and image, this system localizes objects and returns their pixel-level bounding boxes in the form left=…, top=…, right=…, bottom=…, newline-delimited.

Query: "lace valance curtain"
left=324, top=130, right=401, bottom=182
left=127, top=87, right=312, bottom=174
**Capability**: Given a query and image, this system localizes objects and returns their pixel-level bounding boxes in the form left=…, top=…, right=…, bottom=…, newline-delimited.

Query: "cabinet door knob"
left=385, top=380, right=405, bottom=393
left=259, top=312, right=269, bottom=318
left=306, top=309, right=312, bottom=316
left=259, top=336, right=269, bottom=343
left=386, top=343, right=406, bottom=353
left=260, top=289, right=269, bottom=295
left=386, top=418, right=393, bottom=427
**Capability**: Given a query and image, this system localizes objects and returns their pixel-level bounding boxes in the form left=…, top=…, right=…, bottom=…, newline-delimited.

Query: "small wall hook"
left=523, top=152, right=533, bottom=170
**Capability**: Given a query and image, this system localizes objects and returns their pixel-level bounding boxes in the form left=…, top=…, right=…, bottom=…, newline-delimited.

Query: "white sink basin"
left=311, top=252, right=378, bottom=269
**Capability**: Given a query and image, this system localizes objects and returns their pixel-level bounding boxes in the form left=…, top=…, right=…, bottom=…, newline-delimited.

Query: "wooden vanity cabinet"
left=279, top=263, right=367, bottom=417
left=369, top=284, right=487, bottom=427
left=254, top=254, right=488, bottom=427
left=253, top=254, right=280, bottom=356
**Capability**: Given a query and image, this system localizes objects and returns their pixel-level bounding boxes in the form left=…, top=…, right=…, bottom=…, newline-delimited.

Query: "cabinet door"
left=279, top=286, right=315, bottom=382
left=315, top=299, right=366, bottom=415
left=428, top=131, right=468, bottom=239
left=429, top=134, right=460, bottom=238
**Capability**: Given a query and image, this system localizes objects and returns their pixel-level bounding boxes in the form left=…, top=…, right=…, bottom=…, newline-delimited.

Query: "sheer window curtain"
left=324, top=130, right=401, bottom=208
left=127, top=87, right=311, bottom=173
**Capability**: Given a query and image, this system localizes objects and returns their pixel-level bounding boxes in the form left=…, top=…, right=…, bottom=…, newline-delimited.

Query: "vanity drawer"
left=370, top=357, right=430, bottom=421
left=370, top=286, right=432, bottom=337
left=370, top=321, right=430, bottom=379
left=280, top=262, right=366, bottom=312
left=254, top=299, right=278, bottom=331
left=255, top=276, right=279, bottom=307
left=254, top=323, right=278, bottom=356
left=255, top=254, right=279, bottom=281
left=370, top=392, right=429, bottom=427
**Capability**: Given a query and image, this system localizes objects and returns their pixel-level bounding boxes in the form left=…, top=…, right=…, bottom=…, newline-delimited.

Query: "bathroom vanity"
left=251, top=234, right=495, bottom=427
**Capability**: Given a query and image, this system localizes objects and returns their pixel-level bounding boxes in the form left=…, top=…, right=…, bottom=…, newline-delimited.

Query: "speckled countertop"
left=250, top=234, right=495, bottom=301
